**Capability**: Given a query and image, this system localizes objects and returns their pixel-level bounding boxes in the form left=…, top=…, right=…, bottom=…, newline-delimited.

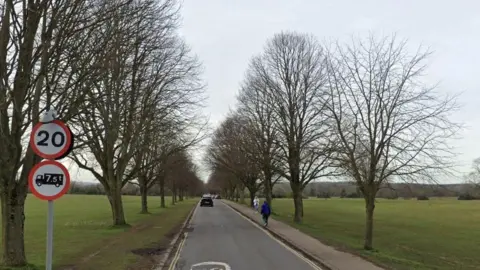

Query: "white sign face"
left=29, top=161, right=70, bottom=201
left=191, top=262, right=231, bottom=270
left=30, top=120, right=71, bottom=159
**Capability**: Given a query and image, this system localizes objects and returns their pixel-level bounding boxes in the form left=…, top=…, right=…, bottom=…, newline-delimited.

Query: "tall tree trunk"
left=107, top=187, right=127, bottom=226
left=291, top=183, right=304, bottom=223
left=179, top=190, right=184, bottom=201
left=265, top=188, right=273, bottom=211
left=364, top=195, right=375, bottom=250
left=248, top=190, right=255, bottom=207
left=239, top=186, right=245, bottom=204
left=0, top=146, right=37, bottom=266
left=139, top=182, right=148, bottom=214
left=160, top=177, right=166, bottom=208
left=1, top=189, right=27, bottom=266
left=263, top=171, right=273, bottom=210
left=246, top=183, right=258, bottom=207
left=171, top=180, right=176, bottom=205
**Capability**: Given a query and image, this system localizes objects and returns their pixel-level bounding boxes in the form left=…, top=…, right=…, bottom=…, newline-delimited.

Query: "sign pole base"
left=46, top=200, right=53, bottom=270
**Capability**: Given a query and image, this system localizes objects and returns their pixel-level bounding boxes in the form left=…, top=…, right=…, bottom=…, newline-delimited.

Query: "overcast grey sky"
left=71, top=0, right=480, bottom=183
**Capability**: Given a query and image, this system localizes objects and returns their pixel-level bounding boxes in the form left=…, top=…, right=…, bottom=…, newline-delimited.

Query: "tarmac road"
left=167, top=201, right=321, bottom=270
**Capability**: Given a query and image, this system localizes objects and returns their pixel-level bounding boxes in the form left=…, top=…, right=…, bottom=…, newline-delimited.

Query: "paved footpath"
left=223, top=200, right=384, bottom=270
left=167, top=200, right=322, bottom=270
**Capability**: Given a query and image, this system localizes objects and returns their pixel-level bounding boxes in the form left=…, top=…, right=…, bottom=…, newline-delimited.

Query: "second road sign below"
left=28, top=160, right=71, bottom=201
left=30, top=119, right=73, bottom=160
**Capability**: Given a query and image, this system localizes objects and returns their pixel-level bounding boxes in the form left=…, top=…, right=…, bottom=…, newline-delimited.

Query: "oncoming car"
left=200, top=194, right=214, bottom=207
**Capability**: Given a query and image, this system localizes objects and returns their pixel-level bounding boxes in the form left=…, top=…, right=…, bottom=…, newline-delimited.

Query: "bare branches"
left=236, top=66, right=282, bottom=205
left=207, top=32, right=462, bottom=250
left=66, top=0, right=206, bottom=225
left=234, top=31, right=337, bottom=221
left=464, top=158, right=480, bottom=190
left=324, top=34, right=462, bottom=250
left=0, top=0, right=133, bottom=265
left=326, top=35, right=461, bottom=190
left=253, top=32, right=337, bottom=187
left=206, top=112, right=262, bottom=202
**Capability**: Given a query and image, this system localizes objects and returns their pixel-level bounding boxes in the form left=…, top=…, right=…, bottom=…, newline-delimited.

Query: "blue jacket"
left=261, top=202, right=271, bottom=215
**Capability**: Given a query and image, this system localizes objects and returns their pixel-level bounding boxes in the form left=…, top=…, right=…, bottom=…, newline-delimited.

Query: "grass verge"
left=270, top=198, right=480, bottom=270
left=0, top=194, right=197, bottom=270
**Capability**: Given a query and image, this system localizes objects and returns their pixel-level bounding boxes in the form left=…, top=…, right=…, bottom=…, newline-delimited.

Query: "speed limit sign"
left=30, top=120, right=72, bottom=160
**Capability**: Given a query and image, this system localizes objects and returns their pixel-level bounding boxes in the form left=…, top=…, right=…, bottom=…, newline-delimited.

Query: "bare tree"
left=0, top=0, right=114, bottom=265
left=325, top=35, right=461, bottom=250
left=133, top=124, right=168, bottom=213
left=237, top=70, right=281, bottom=208
left=71, top=0, right=205, bottom=225
left=207, top=168, right=239, bottom=200
left=131, top=4, right=207, bottom=211
left=138, top=110, right=207, bottom=211
left=71, top=0, right=178, bottom=226
left=470, top=158, right=480, bottom=185
left=133, top=115, right=191, bottom=212
left=165, top=149, right=198, bottom=204
left=248, top=31, right=337, bottom=223
left=176, top=161, right=204, bottom=199
left=147, top=105, right=208, bottom=209
left=132, top=104, right=207, bottom=212
left=463, top=158, right=480, bottom=196
left=207, top=113, right=262, bottom=206
left=175, top=162, right=200, bottom=201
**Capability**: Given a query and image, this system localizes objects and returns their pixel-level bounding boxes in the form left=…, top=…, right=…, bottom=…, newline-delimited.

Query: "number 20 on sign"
left=30, top=119, right=72, bottom=160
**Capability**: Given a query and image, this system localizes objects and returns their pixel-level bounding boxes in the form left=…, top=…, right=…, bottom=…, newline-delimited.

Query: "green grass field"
left=270, top=198, right=480, bottom=270
left=0, top=194, right=197, bottom=269
left=3, top=195, right=477, bottom=269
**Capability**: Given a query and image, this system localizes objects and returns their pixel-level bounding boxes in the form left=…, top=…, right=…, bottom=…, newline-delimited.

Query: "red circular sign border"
left=30, top=120, right=72, bottom=160
left=28, top=160, right=71, bottom=201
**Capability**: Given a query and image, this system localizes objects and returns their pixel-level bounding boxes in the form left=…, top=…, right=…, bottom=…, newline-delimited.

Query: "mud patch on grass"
left=126, top=222, right=184, bottom=270
left=131, top=247, right=167, bottom=256
left=56, top=202, right=197, bottom=270
left=57, top=218, right=171, bottom=270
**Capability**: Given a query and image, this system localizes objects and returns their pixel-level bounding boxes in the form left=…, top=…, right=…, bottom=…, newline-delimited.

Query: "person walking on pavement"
left=260, top=200, right=271, bottom=227
left=253, top=196, right=259, bottom=213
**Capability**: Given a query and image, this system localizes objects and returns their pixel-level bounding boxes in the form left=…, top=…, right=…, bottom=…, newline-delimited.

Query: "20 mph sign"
left=30, top=120, right=72, bottom=159
left=29, top=111, right=73, bottom=270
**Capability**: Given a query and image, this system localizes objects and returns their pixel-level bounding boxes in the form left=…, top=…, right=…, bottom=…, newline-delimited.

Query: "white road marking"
left=167, top=203, right=199, bottom=270
left=168, top=202, right=322, bottom=270
left=223, top=202, right=323, bottom=270
left=168, top=232, right=188, bottom=270
left=191, top=261, right=231, bottom=270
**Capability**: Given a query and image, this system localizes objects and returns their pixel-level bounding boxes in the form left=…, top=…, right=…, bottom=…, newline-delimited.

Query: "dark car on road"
left=200, top=194, right=214, bottom=207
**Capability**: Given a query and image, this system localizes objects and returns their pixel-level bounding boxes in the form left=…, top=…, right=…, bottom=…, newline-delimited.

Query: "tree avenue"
left=0, top=0, right=206, bottom=266
left=206, top=32, right=461, bottom=251
left=0, top=0, right=463, bottom=266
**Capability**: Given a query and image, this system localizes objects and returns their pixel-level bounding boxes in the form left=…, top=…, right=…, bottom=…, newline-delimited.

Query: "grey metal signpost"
left=46, top=201, right=54, bottom=270
left=29, top=109, right=73, bottom=270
